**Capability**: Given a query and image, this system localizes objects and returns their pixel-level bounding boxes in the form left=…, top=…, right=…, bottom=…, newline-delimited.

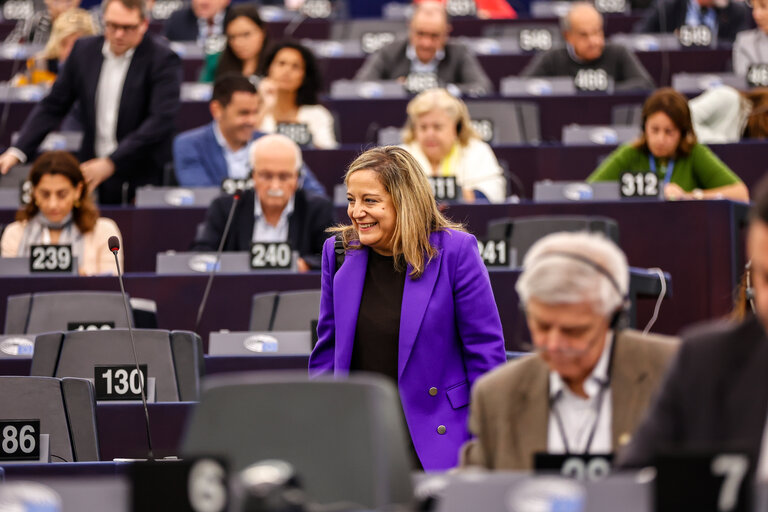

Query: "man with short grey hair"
left=460, top=231, right=677, bottom=470
left=192, top=134, right=334, bottom=272
left=522, top=2, right=654, bottom=91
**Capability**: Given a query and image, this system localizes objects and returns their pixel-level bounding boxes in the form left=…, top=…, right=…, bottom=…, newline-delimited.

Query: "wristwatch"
left=692, top=188, right=705, bottom=200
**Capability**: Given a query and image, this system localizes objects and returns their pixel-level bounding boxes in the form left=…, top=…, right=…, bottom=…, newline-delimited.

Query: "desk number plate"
left=95, top=364, right=148, bottom=401
left=0, top=420, right=40, bottom=461
left=29, top=245, right=72, bottom=272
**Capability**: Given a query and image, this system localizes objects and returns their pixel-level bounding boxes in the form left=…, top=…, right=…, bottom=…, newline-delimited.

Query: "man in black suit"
left=192, top=133, right=334, bottom=272
left=619, top=175, right=768, bottom=469
left=354, top=1, right=492, bottom=96
left=0, top=0, right=182, bottom=204
left=634, top=0, right=750, bottom=43
left=164, top=0, right=230, bottom=43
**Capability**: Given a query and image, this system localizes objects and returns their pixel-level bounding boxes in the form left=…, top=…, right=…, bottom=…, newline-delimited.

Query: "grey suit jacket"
left=460, top=329, right=679, bottom=470
left=354, top=39, right=493, bottom=95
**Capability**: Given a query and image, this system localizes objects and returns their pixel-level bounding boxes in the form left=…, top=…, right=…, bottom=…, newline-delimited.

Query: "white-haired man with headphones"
left=460, top=231, right=678, bottom=470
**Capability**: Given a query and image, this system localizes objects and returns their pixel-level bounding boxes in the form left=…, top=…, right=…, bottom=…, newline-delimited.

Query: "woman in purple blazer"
left=309, top=146, right=506, bottom=471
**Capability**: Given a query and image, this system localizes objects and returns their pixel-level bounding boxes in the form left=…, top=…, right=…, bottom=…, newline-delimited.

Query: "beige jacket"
left=1, top=217, right=123, bottom=275
left=460, top=329, right=679, bottom=470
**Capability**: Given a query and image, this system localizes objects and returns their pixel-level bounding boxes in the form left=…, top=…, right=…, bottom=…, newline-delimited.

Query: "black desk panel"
left=0, top=89, right=735, bottom=147
left=0, top=200, right=742, bottom=341
left=303, top=141, right=768, bottom=200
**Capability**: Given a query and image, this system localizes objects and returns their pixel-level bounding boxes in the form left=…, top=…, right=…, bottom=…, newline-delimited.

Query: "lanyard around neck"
left=649, top=156, right=675, bottom=186
left=550, top=380, right=609, bottom=455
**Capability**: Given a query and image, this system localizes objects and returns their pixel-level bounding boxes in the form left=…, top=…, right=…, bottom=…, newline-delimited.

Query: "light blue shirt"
left=685, top=0, right=718, bottom=36
left=252, top=195, right=295, bottom=243
left=197, top=10, right=225, bottom=45
left=406, top=44, right=445, bottom=73
left=213, top=123, right=251, bottom=180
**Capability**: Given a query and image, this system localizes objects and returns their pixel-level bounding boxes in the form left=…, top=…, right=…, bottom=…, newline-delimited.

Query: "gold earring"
left=74, top=199, right=81, bottom=208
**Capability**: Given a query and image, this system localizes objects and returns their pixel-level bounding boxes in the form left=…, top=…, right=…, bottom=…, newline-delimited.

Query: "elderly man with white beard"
left=192, top=133, right=334, bottom=271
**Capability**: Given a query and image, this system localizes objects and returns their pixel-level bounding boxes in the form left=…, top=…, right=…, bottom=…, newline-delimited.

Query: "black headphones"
left=746, top=260, right=756, bottom=314
left=535, top=251, right=631, bottom=330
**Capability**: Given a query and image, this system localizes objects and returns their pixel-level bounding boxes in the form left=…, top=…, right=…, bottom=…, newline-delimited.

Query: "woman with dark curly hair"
left=0, top=151, right=123, bottom=275
left=257, top=41, right=338, bottom=149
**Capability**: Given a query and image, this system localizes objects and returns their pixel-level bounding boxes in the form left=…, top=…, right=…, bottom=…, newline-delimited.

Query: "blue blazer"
left=310, top=229, right=506, bottom=470
left=173, top=122, right=328, bottom=196
left=13, top=34, right=182, bottom=204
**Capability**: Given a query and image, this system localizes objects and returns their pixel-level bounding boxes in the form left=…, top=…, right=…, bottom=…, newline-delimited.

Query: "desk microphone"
left=109, top=235, right=154, bottom=460
left=194, top=190, right=243, bottom=335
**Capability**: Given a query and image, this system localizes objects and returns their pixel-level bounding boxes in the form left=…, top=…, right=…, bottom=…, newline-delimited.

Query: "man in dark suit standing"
left=620, top=175, right=768, bottom=470
left=354, top=1, right=492, bottom=96
left=192, top=133, right=334, bottom=272
left=164, top=0, right=230, bottom=43
left=0, top=0, right=182, bottom=204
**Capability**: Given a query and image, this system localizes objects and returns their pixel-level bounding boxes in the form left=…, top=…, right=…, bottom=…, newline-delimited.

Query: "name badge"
left=131, top=458, right=229, bottom=512
left=221, top=177, right=253, bottom=195
left=300, top=0, right=332, bottom=18
left=2, top=0, right=34, bottom=20
left=361, top=31, right=396, bottom=54
left=250, top=242, right=293, bottom=270
left=574, top=69, right=609, bottom=92
left=277, top=123, right=312, bottom=146
left=95, top=364, right=148, bottom=401
left=534, top=453, right=614, bottom=481
left=620, top=172, right=660, bottom=198
left=404, top=72, right=439, bottom=94
left=445, top=0, right=477, bottom=17
left=678, top=25, right=712, bottom=47
left=471, top=119, right=495, bottom=143
left=151, top=0, right=184, bottom=21
left=427, top=176, right=460, bottom=201
left=29, top=244, right=73, bottom=273
left=655, top=453, right=751, bottom=512
left=0, top=420, right=40, bottom=461
left=203, top=34, right=227, bottom=55
left=518, top=28, right=554, bottom=52
left=67, top=321, right=115, bottom=332
left=594, top=0, right=627, bottom=13
left=477, top=239, right=514, bottom=268
left=747, top=64, right=768, bottom=88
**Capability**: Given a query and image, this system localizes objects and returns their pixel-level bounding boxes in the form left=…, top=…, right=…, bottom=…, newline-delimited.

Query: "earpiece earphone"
left=746, top=260, right=756, bottom=314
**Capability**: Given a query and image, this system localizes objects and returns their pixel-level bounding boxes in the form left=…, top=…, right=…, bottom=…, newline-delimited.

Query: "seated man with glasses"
left=460, top=231, right=678, bottom=470
left=0, top=0, right=182, bottom=204
left=192, top=133, right=334, bottom=272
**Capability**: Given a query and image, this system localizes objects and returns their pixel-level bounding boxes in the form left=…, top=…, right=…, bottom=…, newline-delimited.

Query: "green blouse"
left=586, top=143, right=742, bottom=191
left=199, top=51, right=221, bottom=83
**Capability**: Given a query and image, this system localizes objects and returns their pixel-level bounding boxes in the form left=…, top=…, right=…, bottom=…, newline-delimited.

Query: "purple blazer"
left=309, top=229, right=506, bottom=470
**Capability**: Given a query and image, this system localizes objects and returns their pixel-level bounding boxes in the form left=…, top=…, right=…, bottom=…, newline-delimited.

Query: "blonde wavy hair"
left=330, top=146, right=464, bottom=278
left=43, top=8, right=96, bottom=60
left=401, top=88, right=479, bottom=146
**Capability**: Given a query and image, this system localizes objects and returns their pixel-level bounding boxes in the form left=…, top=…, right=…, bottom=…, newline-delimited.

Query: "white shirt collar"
left=406, top=44, right=445, bottom=66
left=212, top=122, right=247, bottom=152
left=101, top=40, right=136, bottom=61
left=549, top=332, right=614, bottom=401
left=254, top=194, right=295, bottom=220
